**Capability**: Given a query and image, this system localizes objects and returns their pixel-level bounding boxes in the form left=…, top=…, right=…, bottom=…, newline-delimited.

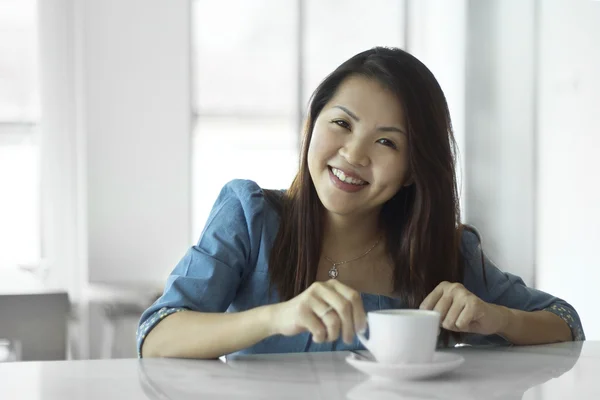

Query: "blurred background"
left=0, top=0, right=598, bottom=361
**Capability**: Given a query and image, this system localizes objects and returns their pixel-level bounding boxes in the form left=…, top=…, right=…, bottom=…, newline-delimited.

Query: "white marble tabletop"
left=1, top=341, right=599, bottom=399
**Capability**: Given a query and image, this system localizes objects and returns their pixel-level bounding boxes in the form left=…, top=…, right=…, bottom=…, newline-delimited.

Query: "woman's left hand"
left=419, top=281, right=509, bottom=336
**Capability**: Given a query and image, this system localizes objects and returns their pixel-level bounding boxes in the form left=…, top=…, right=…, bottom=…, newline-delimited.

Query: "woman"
left=138, top=47, right=584, bottom=359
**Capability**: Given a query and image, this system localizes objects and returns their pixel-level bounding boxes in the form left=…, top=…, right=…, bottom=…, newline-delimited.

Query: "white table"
left=1, top=341, right=599, bottom=399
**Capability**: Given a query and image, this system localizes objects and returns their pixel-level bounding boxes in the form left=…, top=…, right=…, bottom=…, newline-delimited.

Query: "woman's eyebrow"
left=333, top=105, right=360, bottom=121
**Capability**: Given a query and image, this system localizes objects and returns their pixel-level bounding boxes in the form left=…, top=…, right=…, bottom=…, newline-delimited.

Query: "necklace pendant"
left=328, top=266, right=339, bottom=279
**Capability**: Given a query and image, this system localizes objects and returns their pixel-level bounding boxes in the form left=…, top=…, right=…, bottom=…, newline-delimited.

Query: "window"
left=191, top=0, right=404, bottom=239
left=0, top=0, right=40, bottom=268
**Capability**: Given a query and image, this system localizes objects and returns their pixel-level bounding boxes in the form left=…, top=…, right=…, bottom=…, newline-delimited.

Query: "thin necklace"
left=324, top=235, right=382, bottom=279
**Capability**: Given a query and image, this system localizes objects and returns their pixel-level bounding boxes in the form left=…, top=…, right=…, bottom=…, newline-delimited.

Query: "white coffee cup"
left=357, top=309, right=441, bottom=364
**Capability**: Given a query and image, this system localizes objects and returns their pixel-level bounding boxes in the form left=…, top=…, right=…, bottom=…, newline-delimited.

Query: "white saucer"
left=346, top=352, right=465, bottom=380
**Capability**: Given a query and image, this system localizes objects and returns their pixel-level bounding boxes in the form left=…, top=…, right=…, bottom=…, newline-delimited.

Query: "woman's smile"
left=328, top=166, right=369, bottom=193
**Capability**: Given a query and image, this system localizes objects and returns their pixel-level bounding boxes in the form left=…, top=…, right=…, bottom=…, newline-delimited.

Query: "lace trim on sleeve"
left=544, top=304, right=585, bottom=341
left=137, top=307, right=187, bottom=358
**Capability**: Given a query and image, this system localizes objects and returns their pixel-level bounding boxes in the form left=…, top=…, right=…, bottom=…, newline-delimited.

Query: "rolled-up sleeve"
left=136, top=180, right=266, bottom=357
left=461, top=229, right=585, bottom=344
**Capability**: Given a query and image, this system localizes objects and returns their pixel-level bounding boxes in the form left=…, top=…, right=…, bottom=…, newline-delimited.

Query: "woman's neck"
left=321, top=211, right=382, bottom=262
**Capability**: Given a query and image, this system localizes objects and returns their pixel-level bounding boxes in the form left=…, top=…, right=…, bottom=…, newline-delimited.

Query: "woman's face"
left=308, top=75, right=410, bottom=218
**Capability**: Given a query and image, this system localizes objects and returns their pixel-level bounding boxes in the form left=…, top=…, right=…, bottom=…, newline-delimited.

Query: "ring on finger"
left=319, top=306, right=334, bottom=319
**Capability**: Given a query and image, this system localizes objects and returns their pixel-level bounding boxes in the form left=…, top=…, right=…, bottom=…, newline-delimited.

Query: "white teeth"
left=331, top=167, right=366, bottom=185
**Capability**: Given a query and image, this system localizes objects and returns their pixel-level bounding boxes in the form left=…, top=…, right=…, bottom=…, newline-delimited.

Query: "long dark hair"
left=267, top=47, right=469, bottom=344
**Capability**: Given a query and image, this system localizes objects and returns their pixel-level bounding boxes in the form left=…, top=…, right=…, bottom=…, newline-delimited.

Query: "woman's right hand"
left=269, top=279, right=367, bottom=345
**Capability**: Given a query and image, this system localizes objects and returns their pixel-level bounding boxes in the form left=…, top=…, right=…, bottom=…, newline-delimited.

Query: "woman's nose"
left=339, top=139, right=370, bottom=167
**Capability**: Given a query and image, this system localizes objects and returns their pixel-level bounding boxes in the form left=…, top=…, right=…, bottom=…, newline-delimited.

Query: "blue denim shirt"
left=137, top=180, right=585, bottom=357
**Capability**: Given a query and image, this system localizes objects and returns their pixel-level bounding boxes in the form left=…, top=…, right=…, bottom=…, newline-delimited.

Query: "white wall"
left=464, top=0, right=537, bottom=286
left=536, top=0, right=600, bottom=340
left=405, top=0, right=467, bottom=217
left=38, top=0, right=85, bottom=298
left=84, top=0, right=192, bottom=286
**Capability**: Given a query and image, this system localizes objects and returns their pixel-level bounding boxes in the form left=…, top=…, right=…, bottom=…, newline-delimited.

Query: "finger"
left=308, top=295, right=341, bottom=342
left=442, top=300, right=465, bottom=331
left=456, top=301, right=484, bottom=332
left=309, top=296, right=334, bottom=320
left=321, top=309, right=342, bottom=342
left=432, top=294, right=454, bottom=323
left=302, top=298, right=329, bottom=343
left=306, top=312, right=328, bottom=343
left=419, top=284, right=445, bottom=310
left=327, top=279, right=367, bottom=334
left=310, top=291, right=341, bottom=342
left=316, top=283, right=356, bottom=344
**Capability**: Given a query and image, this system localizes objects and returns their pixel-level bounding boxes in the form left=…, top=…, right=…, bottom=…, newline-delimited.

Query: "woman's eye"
left=331, top=119, right=351, bottom=130
left=377, top=138, right=397, bottom=149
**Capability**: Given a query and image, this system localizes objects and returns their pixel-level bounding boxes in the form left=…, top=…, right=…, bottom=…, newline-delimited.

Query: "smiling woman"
left=137, top=47, right=584, bottom=360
